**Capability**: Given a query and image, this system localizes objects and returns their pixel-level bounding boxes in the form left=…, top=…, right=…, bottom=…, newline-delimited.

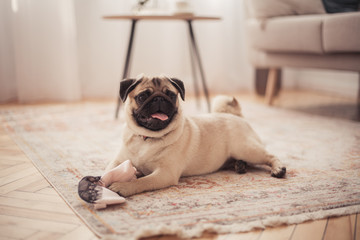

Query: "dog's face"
left=120, top=76, right=185, bottom=131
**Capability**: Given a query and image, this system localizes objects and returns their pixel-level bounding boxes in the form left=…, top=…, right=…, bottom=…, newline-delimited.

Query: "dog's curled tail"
left=211, top=95, right=243, bottom=117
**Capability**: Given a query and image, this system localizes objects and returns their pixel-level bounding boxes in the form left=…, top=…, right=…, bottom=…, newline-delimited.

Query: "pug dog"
left=106, top=75, right=286, bottom=197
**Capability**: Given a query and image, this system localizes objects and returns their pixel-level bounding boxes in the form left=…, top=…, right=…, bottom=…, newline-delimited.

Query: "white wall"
left=1, top=0, right=80, bottom=103
left=74, top=0, right=253, bottom=99
left=0, top=0, right=17, bottom=102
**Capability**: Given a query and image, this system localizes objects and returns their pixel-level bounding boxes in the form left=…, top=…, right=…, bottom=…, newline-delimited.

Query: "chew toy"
left=78, top=160, right=137, bottom=209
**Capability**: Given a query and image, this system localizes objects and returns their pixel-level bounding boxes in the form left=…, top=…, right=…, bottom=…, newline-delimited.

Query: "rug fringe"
left=103, top=205, right=360, bottom=240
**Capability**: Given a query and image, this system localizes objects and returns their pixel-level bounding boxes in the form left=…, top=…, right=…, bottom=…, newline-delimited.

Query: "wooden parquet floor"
left=0, top=128, right=97, bottom=240
left=0, top=90, right=359, bottom=240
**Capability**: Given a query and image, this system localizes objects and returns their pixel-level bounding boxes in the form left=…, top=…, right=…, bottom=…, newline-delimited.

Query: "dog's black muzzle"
left=133, top=93, right=177, bottom=131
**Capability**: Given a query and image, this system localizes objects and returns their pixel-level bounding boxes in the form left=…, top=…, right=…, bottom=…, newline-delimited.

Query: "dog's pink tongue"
left=151, top=113, right=168, bottom=121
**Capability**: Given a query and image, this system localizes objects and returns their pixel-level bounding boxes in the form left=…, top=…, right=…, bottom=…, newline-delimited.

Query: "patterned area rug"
left=1, top=100, right=360, bottom=240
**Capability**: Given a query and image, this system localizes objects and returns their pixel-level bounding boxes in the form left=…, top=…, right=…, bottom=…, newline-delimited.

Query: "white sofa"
left=244, top=0, right=360, bottom=105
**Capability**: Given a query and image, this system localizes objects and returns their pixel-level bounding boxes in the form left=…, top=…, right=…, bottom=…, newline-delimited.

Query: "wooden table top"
left=103, top=14, right=221, bottom=21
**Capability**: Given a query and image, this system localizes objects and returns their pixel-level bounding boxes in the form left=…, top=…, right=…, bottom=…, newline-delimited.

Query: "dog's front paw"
left=108, top=182, right=135, bottom=197
left=271, top=166, right=286, bottom=178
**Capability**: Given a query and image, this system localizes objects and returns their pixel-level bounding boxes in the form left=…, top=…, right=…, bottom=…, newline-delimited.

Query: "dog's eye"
left=136, top=91, right=150, bottom=104
left=166, top=90, right=177, bottom=101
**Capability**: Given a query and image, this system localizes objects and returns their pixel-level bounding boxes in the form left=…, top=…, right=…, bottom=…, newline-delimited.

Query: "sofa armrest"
left=245, top=0, right=326, bottom=19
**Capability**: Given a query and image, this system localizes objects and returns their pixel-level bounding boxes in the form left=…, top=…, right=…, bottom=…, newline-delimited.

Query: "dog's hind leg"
left=232, top=143, right=286, bottom=178
left=234, top=160, right=248, bottom=174
left=221, top=158, right=248, bottom=174
left=264, top=153, right=286, bottom=178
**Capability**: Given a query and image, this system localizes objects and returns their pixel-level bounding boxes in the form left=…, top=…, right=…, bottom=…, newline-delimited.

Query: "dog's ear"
left=168, top=78, right=185, bottom=101
left=119, top=78, right=142, bottom=102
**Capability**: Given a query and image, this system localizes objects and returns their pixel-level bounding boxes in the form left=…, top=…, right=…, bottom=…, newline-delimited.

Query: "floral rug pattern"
left=1, top=101, right=360, bottom=239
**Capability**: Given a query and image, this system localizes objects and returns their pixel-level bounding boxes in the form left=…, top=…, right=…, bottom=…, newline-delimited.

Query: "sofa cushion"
left=322, top=0, right=360, bottom=13
left=246, top=0, right=325, bottom=19
left=247, top=14, right=325, bottom=54
left=323, top=12, right=360, bottom=52
left=247, top=12, right=360, bottom=54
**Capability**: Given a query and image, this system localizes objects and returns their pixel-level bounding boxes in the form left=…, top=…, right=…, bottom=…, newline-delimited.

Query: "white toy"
left=78, top=160, right=137, bottom=209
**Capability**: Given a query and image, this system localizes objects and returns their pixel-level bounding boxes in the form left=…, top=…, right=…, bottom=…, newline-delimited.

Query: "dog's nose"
left=153, top=96, right=164, bottom=102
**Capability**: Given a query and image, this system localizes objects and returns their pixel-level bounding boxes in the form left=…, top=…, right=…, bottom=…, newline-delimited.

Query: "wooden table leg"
left=265, top=68, right=279, bottom=105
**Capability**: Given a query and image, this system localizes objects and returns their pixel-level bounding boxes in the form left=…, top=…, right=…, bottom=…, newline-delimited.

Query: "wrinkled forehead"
left=135, top=76, right=177, bottom=93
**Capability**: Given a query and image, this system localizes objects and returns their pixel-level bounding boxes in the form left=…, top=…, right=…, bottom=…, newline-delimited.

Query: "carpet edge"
left=108, top=205, right=360, bottom=240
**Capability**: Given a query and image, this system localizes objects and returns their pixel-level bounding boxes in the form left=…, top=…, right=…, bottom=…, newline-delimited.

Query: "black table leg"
left=188, top=36, right=201, bottom=109
left=187, top=20, right=211, bottom=112
left=115, top=19, right=137, bottom=119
